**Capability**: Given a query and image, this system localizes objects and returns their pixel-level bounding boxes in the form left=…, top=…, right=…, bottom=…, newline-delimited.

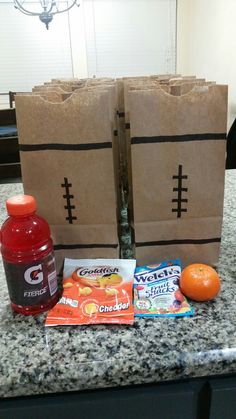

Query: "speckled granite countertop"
left=1, top=171, right=236, bottom=399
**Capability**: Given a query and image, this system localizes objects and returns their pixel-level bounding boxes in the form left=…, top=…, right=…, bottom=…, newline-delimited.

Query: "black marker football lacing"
left=61, top=177, right=77, bottom=224
left=172, top=165, right=188, bottom=218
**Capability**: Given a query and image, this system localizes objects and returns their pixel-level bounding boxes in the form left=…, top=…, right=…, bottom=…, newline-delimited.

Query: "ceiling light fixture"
left=13, top=0, right=80, bottom=29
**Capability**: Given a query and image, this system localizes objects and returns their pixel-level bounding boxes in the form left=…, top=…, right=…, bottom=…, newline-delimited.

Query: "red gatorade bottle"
left=0, top=194, right=59, bottom=315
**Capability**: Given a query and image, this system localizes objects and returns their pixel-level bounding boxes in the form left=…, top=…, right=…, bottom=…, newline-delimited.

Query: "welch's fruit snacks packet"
left=134, top=259, right=194, bottom=317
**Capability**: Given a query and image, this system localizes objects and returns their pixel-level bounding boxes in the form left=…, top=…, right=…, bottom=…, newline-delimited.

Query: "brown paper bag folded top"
left=128, top=84, right=228, bottom=266
left=16, top=89, right=120, bottom=268
left=129, top=84, right=227, bottom=137
left=32, top=85, right=72, bottom=92
left=35, top=91, right=69, bottom=102
left=15, top=90, right=118, bottom=224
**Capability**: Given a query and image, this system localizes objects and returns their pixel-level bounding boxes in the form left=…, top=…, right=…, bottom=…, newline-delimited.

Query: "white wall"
left=0, top=0, right=79, bottom=108
left=69, top=0, right=88, bottom=78
left=0, top=0, right=177, bottom=109
left=82, top=0, right=176, bottom=78
left=177, top=0, right=236, bottom=128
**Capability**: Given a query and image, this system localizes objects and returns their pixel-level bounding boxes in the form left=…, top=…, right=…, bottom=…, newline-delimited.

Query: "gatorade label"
left=3, top=252, right=58, bottom=307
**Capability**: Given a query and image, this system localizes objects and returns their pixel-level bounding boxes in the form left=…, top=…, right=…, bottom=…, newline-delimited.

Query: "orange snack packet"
left=45, top=258, right=136, bottom=326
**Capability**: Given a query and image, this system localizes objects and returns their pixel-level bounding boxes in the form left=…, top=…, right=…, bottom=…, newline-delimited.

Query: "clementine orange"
left=179, top=263, right=221, bottom=302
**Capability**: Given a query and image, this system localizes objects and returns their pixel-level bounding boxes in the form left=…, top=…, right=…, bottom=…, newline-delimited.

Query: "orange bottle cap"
left=6, top=195, right=36, bottom=216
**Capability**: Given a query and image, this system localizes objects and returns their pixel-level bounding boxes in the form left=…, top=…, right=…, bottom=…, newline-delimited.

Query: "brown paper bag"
left=128, top=84, right=228, bottom=267
left=170, top=81, right=215, bottom=96
left=123, top=79, right=169, bottom=226
left=15, top=89, right=119, bottom=274
left=116, top=78, right=164, bottom=257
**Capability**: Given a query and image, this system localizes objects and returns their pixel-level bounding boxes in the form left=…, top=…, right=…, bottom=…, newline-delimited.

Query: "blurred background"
left=0, top=0, right=235, bottom=125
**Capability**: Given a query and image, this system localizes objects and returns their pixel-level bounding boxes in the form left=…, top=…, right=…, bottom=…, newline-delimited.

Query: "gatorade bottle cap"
left=6, top=195, right=36, bottom=216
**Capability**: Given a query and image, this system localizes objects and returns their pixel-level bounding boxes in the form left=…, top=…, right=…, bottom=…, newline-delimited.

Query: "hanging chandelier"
left=13, top=0, right=80, bottom=29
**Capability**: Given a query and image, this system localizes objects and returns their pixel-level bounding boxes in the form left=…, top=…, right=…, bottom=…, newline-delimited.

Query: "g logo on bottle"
left=24, top=264, right=43, bottom=285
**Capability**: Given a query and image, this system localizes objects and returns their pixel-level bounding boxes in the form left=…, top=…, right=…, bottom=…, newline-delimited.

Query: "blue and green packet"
left=133, top=259, right=194, bottom=317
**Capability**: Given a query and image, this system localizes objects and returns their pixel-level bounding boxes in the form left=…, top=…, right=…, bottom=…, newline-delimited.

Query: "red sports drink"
left=0, top=194, right=59, bottom=315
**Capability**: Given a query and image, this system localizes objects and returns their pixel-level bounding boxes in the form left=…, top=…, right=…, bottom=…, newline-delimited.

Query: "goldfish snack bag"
left=134, top=259, right=194, bottom=317
left=45, top=258, right=136, bottom=326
